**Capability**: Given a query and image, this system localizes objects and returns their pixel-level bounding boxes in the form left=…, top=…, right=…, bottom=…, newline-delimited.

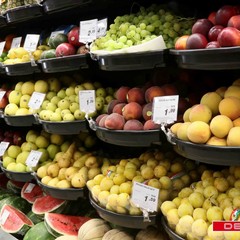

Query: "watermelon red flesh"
left=0, top=204, right=33, bottom=235
left=32, top=195, right=66, bottom=215
left=21, top=182, right=44, bottom=204
left=45, top=212, right=91, bottom=237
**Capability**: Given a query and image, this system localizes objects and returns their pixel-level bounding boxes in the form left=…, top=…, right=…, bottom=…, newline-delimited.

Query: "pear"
left=65, top=167, right=79, bottom=181
left=47, top=163, right=60, bottom=178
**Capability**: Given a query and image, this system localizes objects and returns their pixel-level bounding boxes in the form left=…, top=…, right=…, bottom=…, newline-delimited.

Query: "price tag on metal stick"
left=131, top=182, right=159, bottom=212
left=26, top=150, right=42, bottom=168
left=79, top=90, right=96, bottom=114
left=0, top=91, right=6, bottom=101
left=0, top=141, right=9, bottom=157
left=23, top=34, right=40, bottom=52
left=97, top=18, right=108, bottom=38
left=0, top=41, right=5, bottom=56
left=10, top=37, right=22, bottom=49
left=79, top=19, right=98, bottom=43
left=152, top=95, right=179, bottom=124
left=28, top=92, right=46, bottom=110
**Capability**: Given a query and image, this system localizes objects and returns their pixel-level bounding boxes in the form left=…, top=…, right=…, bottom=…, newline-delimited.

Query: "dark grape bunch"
left=91, top=4, right=195, bottom=51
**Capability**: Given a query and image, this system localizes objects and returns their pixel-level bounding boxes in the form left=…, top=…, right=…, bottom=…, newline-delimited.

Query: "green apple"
left=40, top=130, right=51, bottom=139
left=21, top=142, right=38, bottom=152
left=88, top=111, right=97, bottom=118
left=8, top=90, right=22, bottom=104
left=41, top=110, right=53, bottom=121
left=21, top=81, right=35, bottom=95
left=7, top=145, right=22, bottom=159
left=74, top=85, right=85, bottom=95
left=4, top=103, right=19, bottom=115
left=46, top=102, right=57, bottom=112
left=6, top=162, right=17, bottom=171
left=95, top=101, right=103, bottom=111
left=26, top=130, right=38, bottom=143
left=57, top=89, right=66, bottom=99
left=101, top=104, right=108, bottom=114
left=51, top=96, right=61, bottom=105
left=46, top=91, right=57, bottom=101
left=35, top=135, right=50, bottom=148
left=50, top=134, right=64, bottom=145
left=2, top=156, right=15, bottom=168
left=93, top=81, right=102, bottom=89
left=15, top=108, right=29, bottom=116
left=50, top=112, right=62, bottom=121
left=14, top=81, right=24, bottom=91
left=15, top=162, right=26, bottom=172
left=106, top=87, right=114, bottom=95
left=74, top=109, right=86, bottom=120
left=58, top=99, right=70, bottom=110
left=70, top=102, right=79, bottom=113
left=96, top=87, right=107, bottom=97
left=41, top=100, right=50, bottom=110
left=61, top=109, right=71, bottom=118
left=37, top=148, right=49, bottom=162
left=65, top=86, right=75, bottom=96
left=48, top=77, right=61, bottom=92
left=75, top=95, right=79, bottom=103
left=60, top=141, right=71, bottom=152
left=20, top=94, right=31, bottom=108
left=84, top=135, right=97, bottom=148
left=105, top=95, right=114, bottom=104
left=34, top=80, right=49, bottom=93
left=82, top=82, right=95, bottom=90
left=95, top=96, right=105, bottom=104
left=16, top=151, right=30, bottom=164
left=68, top=94, right=77, bottom=103
left=63, top=113, right=75, bottom=121
left=47, top=144, right=60, bottom=159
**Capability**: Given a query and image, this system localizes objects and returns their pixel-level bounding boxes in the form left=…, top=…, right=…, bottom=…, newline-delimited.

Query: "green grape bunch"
left=91, top=4, right=195, bottom=51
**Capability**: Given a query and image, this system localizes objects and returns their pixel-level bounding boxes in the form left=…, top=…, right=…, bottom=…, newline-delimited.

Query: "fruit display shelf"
left=39, top=119, right=88, bottom=135
left=89, top=193, right=159, bottom=229
left=4, top=114, right=39, bottom=127
left=4, top=62, right=41, bottom=76
left=34, top=175, right=86, bottom=200
left=0, top=16, right=6, bottom=27
left=5, top=4, right=44, bottom=23
left=170, top=136, right=240, bottom=166
left=38, top=54, right=89, bottom=73
left=95, top=126, right=161, bottom=147
left=93, top=50, right=167, bottom=71
left=170, top=47, right=240, bottom=70
left=161, top=216, right=183, bottom=240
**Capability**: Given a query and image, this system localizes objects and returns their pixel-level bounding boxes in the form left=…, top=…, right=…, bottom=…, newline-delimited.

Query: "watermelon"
left=44, top=212, right=91, bottom=237
left=48, top=33, right=68, bottom=49
left=0, top=204, right=33, bottom=235
left=7, top=180, right=25, bottom=194
left=23, top=221, right=55, bottom=240
left=0, top=196, right=31, bottom=214
left=32, top=195, right=67, bottom=218
left=26, top=210, right=43, bottom=224
left=21, top=182, right=44, bottom=204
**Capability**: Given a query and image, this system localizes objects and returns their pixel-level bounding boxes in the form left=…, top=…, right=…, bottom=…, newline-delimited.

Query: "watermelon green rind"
left=48, top=33, right=68, bottom=49
left=26, top=210, right=43, bottom=224
left=23, top=221, right=55, bottom=240
left=21, top=182, right=44, bottom=204
left=44, top=212, right=91, bottom=237
left=0, top=204, right=33, bottom=235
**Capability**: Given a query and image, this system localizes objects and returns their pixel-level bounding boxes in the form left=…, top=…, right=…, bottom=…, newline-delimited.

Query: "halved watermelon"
left=44, top=212, right=91, bottom=237
left=0, top=204, right=33, bottom=235
left=21, top=182, right=44, bottom=204
left=7, top=180, right=25, bottom=194
left=32, top=195, right=67, bottom=218
left=26, top=210, right=43, bottom=224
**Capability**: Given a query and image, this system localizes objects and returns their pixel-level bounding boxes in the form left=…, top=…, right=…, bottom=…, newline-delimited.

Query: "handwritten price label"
left=79, top=90, right=96, bottom=114
left=152, top=95, right=179, bottom=124
left=28, top=92, right=46, bottom=110
left=26, top=150, right=42, bottom=168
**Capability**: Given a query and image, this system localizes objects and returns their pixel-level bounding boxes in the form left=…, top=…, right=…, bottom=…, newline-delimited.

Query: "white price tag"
left=28, top=92, right=46, bottom=110
left=0, top=91, right=6, bottom=101
left=10, top=37, right=22, bottom=49
left=24, top=183, right=35, bottom=193
left=97, top=18, right=108, bottom=38
left=152, top=95, right=179, bottom=124
left=0, top=141, right=9, bottom=157
left=26, top=150, right=42, bottom=168
left=0, top=41, right=5, bottom=56
left=23, top=34, right=40, bottom=52
left=79, top=90, right=96, bottom=114
left=0, top=209, right=9, bottom=225
left=131, top=182, right=159, bottom=212
left=79, top=19, right=98, bottom=43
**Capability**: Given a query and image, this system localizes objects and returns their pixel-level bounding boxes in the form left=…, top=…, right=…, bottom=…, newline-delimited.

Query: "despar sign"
left=213, top=221, right=240, bottom=231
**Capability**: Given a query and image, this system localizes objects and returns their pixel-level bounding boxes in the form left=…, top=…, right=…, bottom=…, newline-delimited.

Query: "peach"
left=170, top=122, right=183, bottom=135
left=200, top=92, right=222, bottom=115
left=123, top=119, right=143, bottom=130
left=224, top=85, right=240, bottom=99
left=107, top=99, right=120, bottom=114
left=206, top=136, right=227, bottom=146
left=175, top=35, right=189, bottom=50
left=227, top=127, right=240, bottom=146
left=210, top=115, right=233, bottom=138
left=187, top=121, right=211, bottom=143
left=215, top=86, right=227, bottom=98
left=112, top=103, right=126, bottom=115
left=183, top=107, right=192, bottom=122
left=233, top=117, right=240, bottom=126
left=143, top=119, right=160, bottom=130
left=104, top=113, right=125, bottom=130
left=219, top=96, right=240, bottom=120
left=145, top=86, right=165, bottom=103
left=122, top=102, right=142, bottom=120
left=176, top=122, right=191, bottom=141
left=126, top=87, right=145, bottom=105
left=99, top=114, right=108, bottom=127
left=115, top=86, right=130, bottom=103
left=189, top=104, right=212, bottom=123
left=96, top=113, right=108, bottom=126
left=142, top=103, right=153, bottom=121
left=161, top=83, right=178, bottom=96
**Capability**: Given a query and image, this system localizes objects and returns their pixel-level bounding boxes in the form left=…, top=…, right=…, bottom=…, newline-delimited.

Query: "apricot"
left=187, top=121, right=211, bottom=143
left=224, top=85, right=240, bottom=99
left=142, top=103, right=153, bottom=121
left=104, top=113, right=125, bottom=130
left=227, top=127, right=240, bottom=146
left=143, top=119, right=160, bottom=130
left=112, top=103, right=126, bottom=115
left=206, top=136, right=227, bottom=146
left=123, top=119, right=143, bottom=130
left=233, top=117, right=240, bottom=126
left=126, top=87, right=145, bottom=105
left=145, top=86, right=165, bottom=103
left=177, top=122, right=191, bottom=141
left=210, top=115, right=233, bottom=138
left=170, top=122, right=183, bottom=135
left=189, top=104, right=212, bottom=123
left=115, top=86, right=130, bottom=103
left=183, top=107, right=192, bottom=122
left=122, top=102, right=142, bottom=120
left=200, top=92, right=222, bottom=115
left=215, top=86, right=227, bottom=98
left=219, top=97, right=240, bottom=120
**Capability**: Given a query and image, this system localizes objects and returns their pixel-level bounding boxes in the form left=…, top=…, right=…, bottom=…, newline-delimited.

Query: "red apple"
left=191, top=18, right=213, bottom=37
left=206, top=41, right=221, bottom=48
left=13, top=131, right=24, bottom=146
left=174, top=35, right=189, bottom=50
left=4, top=130, right=14, bottom=138
left=228, top=15, right=240, bottom=30
left=161, top=83, right=178, bottom=95
left=208, top=11, right=216, bottom=25
left=3, top=137, right=13, bottom=145
left=0, top=95, right=8, bottom=109
left=55, top=43, right=76, bottom=57
left=186, top=33, right=208, bottom=49
left=67, top=26, right=84, bottom=47
left=217, top=27, right=240, bottom=47
left=208, top=25, right=224, bottom=41
left=215, top=5, right=239, bottom=26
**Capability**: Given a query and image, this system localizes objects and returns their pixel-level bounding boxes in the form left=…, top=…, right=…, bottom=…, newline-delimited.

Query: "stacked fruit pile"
left=87, top=149, right=205, bottom=215
left=171, top=78, right=240, bottom=146
left=161, top=166, right=240, bottom=239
